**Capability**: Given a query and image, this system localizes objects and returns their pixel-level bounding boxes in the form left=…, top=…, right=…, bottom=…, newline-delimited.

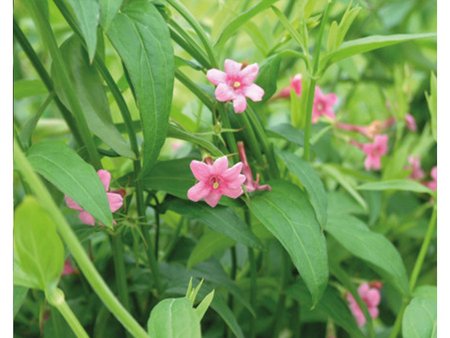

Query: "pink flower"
left=276, top=73, right=303, bottom=99
left=65, top=169, right=124, bottom=226
left=187, top=156, right=246, bottom=207
left=206, top=59, right=264, bottom=113
left=406, top=156, right=425, bottom=180
left=346, top=283, right=382, bottom=327
left=62, top=259, right=78, bottom=276
left=337, top=118, right=395, bottom=140
left=237, top=142, right=271, bottom=193
left=361, top=135, right=389, bottom=171
left=405, top=114, right=417, bottom=132
left=426, top=166, right=437, bottom=191
left=312, top=86, right=338, bottom=123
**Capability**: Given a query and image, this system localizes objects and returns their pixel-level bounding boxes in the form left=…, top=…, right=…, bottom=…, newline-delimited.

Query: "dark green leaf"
left=247, top=180, right=328, bottom=304
left=278, top=151, right=328, bottom=227
left=357, top=179, right=432, bottom=194
left=325, top=214, right=409, bottom=295
left=268, top=123, right=304, bottom=146
left=14, top=197, right=65, bottom=290
left=54, top=36, right=134, bottom=159
left=64, top=0, right=100, bottom=61
left=169, top=199, right=262, bottom=249
left=107, top=0, right=175, bottom=173
left=99, top=0, right=123, bottom=30
left=27, top=141, right=113, bottom=227
left=13, top=286, right=28, bottom=318
left=210, top=296, right=244, bottom=338
left=188, top=231, right=234, bottom=268
left=255, top=54, right=281, bottom=102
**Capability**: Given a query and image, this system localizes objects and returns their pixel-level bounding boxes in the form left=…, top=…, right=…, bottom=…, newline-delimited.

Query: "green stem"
left=388, top=300, right=408, bottom=338
left=14, top=140, right=149, bottom=338
left=110, top=234, right=131, bottom=311
left=303, top=1, right=332, bottom=161
left=244, top=209, right=257, bottom=338
left=46, top=289, right=89, bottom=338
left=272, top=250, right=290, bottom=336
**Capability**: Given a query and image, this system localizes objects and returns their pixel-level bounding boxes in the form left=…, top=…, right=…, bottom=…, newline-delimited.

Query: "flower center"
left=317, top=102, right=324, bottom=112
left=233, top=81, right=241, bottom=88
left=211, top=177, right=220, bottom=189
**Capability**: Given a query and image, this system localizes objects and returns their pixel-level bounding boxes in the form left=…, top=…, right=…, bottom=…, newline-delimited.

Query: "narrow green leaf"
left=336, top=6, right=361, bottom=47
left=268, top=123, right=305, bottom=146
left=99, top=0, right=123, bottom=30
left=195, top=290, right=215, bottom=320
left=325, top=214, right=409, bottom=295
left=53, top=36, right=134, bottom=159
left=403, top=286, right=437, bottom=338
left=210, top=297, right=245, bottom=338
left=169, top=199, right=262, bottom=249
left=188, top=231, right=235, bottom=268
left=64, top=0, right=100, bottom=62
left=107, top=0, right=175, bottom=174
left=278, top=151, right=328, bottom=227
left=147, top=298, right=201, bottom=338
left=255, top=54, right=281, bottom=102
left=323, top=33, right=436, bottom=66
left=14, top=79, right=47, bottom=99
left=247, top=180, right=328, bottom=304
left=215, top=0, right=279, bottom=48
left=13, top=286, right=28, bottom=318
left=27, top=141, right=113, bottom=227
left=14, top=197, right=65, bottom=291
left=286, top=282, right=365, bottom=338
left=357, top=179, right=432, bottom=194
left=425, top=73, right=437, bottom=141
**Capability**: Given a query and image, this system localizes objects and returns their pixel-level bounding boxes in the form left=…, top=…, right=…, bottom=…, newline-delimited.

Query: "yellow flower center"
left=233, top=81, right=241, bottom=88
left=213, top=181, right=220, bottom=189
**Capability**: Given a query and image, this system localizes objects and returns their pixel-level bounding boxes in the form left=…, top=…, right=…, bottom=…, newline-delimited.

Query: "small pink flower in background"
left=361, top=135, right=389, bottom=171
left=65, top=169, right=124, bottom=226
left=337, top=118, right=395, bottom=140
left=275, top=73, right=303, bottom=99
left=187, top=156, right=246, bottom=207
left=237, top=142, right=271, bottom=193
left=426, top=166, right=437, bottom=191
left=207, top=59, right=264, bottom=113
left=346, top=282, right=382, bottom=327
left=405, top=113, right=417, bottom=132
left=62, top=259, right=78, bottom=276
left=406, top=156, right=425, bottom=180
left=312, top=86, right=338, bottom=123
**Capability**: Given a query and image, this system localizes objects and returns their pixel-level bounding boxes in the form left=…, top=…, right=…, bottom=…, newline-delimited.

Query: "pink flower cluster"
left=405, top=156, right=437, bottom=191
left=346, top=282, right=382, bottom=327
left=351, top=135, right=389, bottom=171
left=65, top=169, right=124, bottom=226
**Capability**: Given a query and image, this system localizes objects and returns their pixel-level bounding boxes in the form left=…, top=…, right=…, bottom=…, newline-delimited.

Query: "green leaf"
left=13, top=286, right=28, bottom=318
left=325, top=214, right=409, bottom=295
left=14, top=197, right=65, bottom=291
left=247, top=180, right=328, bottom=304
left=169, top=199, right=262, bottom=249
left=425, top=73, right=437, bottom=142
left=357, top=179, right=432, bottom=194
left=403, top=286, right=437, bottom=338
left=188, top=231, right=235, bottom=268
left=107, top=0, right=175, bottom=173
left=99, top=0, right=123, bottom=30
left=286, top=282, right=364, bottom=338
left=210, top=297, right=245, bottom=338
left=335, top=5, right=361, bottom=47
left=14, top=79, right=47, bottom=99
left=64, top=0, right=100, bottom=62
left=268, top=123, right=305, bottom=146
left=322, top=33, right=436, bottom=66
left=142, top=158, right=195, bottom=199
left=278, top=151, right=328, bottom=227
left=195, top=290, right=215, bottom=320
left=215, top=0, right=279, bottom=48
left=53, top=36, right=134, bottom=159
left=255, top=54, right=281, bottom=102
left=27, top=141, right=113, bottom=227
left=147, top=297, right=201, bottom=338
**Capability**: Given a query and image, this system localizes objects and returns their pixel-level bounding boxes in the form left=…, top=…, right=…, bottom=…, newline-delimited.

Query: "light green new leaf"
left=195, top=290, right=215, bottom=320
left=358, top=179, right=432, bottom=194
left=170, top=199, right=262, bottom=249
left=27, top=141, right=113, bottom=227
left=53, top=36, right=134, bottom=159
left=403, top=286, right=437, bottom=338
left=278, top=151, right=328, bottom=227
left=188, top=231, right=235, bottom=268
left=215, top=0, right=279, bottom=49
left=64, top=0, right=100, bottom=62
left=322, top=33, right=436, bottom=66
left=325, top=215, right=409, bottom=295
left=99, top=0, right=123, bottom=30
left=247, top=180, right=328, bottom=304
left=14, top=197, right=65, bottom=291
left=147, top=298, right=201, bottom=338
left=107, top=0, right=174, bottom=174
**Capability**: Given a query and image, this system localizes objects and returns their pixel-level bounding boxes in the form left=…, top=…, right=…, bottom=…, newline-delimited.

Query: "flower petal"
left=207, top=68, right=227, bottom=85
left=187, top=182, right=210, bottom=202
left=233, top=95, right=247, bottom=113
left=97, top=169, right=111, bottom=191
left=222, top=162, right=243, bottom=181
left=291, top=74, right=302, bottom=95
left=79, top=211, right=95, bottom=226
left=224, top=59, right=242, bottom=76
left=107, top=192, right=123, bottom=212
left=190, top=160, right=211, bottom=181
left=65, top=196, right=83, bottom=211
left=325, top=93, right=338, bottom=106
left=366, top=289, right=381, bottom=307
left=215, top=83, right=235, bottom=102
left=204, top=191, right=222, bottom=207
left=221, top=185, right=244, bottom=199
left=244, top=84, right=264, bottom=102
left=211, top=156, right=229, bottom=175
left=240, top=63, right=259, bottom=84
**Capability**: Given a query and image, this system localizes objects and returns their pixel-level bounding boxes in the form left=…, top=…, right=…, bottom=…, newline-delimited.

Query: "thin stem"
left=153, top=195, right=161, bottom=260
left=169, top=28, right=211, bottom=69
left=175, top=69, right=215, bottom=112
left=272, top=250, right=290, bottom=336
left=244, top=209, right=257, bottom=338
left=388, top=300, right=408, bottom=338
left=110, top=234, right=131, bottom=311
left=14, top=141, right=149, bottom=338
